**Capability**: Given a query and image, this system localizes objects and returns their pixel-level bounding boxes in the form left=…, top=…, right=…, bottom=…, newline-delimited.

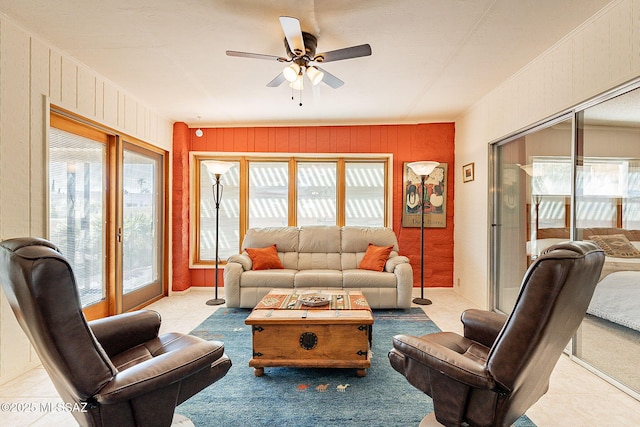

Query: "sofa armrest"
left=227, top=253, right=252, bottom=270
left=392, top=261, right=413, bottom=309
left=385, top=255, right=409, bottom=273
left=461, top=309, right=507, bottom=348
left=89, top=310, right=161, bottom=358
left=223, top=261, right=245, bottom=307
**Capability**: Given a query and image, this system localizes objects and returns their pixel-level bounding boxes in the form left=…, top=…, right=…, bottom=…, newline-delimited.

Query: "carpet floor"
left=176, top=308, right=535, bottom=426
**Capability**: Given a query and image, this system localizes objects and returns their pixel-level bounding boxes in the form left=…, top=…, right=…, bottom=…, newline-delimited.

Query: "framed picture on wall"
left=402, top=162, right=447, bottom=228
left=463, top=162, right=474, bottom=183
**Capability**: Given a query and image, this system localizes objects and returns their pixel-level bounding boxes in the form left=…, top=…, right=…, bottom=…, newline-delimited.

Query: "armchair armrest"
left=95, top=334, right=230, bottom=404
left=391, top=333, right=495, bottom=390
left=461, top=309, right=507, bottom=348
left=89, top=310, right=161, bottom=358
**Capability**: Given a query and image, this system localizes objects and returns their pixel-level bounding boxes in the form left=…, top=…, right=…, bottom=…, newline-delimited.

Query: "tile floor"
left=0, top=288, right=639, bottom=426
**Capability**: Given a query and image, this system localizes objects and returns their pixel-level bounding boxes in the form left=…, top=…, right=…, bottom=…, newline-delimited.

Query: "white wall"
left=454, top=0, right=640, bottom=308
left=0, top=15, right=174, bottom=384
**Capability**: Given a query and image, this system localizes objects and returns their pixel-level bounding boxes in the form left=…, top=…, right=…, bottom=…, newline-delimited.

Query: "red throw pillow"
left=245, top=244, right=284, bottom=270
left=358, top=244, right=393, bottom=272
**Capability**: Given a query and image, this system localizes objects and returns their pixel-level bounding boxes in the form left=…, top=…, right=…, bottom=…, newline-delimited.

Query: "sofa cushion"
left=343, top=269, right=398, bottom=288
left=245, top=245, right=284, bottom=270
left=294, top=270, right=343, bottom=288
left=299, top=226, right=341, bottom=253
left=280, top=252, right=300, bottom=270
left=241, top=269, right=296, bottom=288
left=341, top=226, right=399, bottom=253
left=298, top=252, right=342, bottom=270
left=341, top=253, right=359, bottom=271
left=358, top=244, right=393, bottom=271
left=242, top=227, right=299, bottom=252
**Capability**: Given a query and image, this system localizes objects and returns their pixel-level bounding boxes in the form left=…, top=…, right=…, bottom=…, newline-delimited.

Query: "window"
left=297, top=162, right=337, bottom=226
left=193, top=154, right=391, bottom=265
left=345, top=162, right=385, bottom=227
left=249, top=161, right=288, bottom=228
left=199, top=160, right=240, bottom=262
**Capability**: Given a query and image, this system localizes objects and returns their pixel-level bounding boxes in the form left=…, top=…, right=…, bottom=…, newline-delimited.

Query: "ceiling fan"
left=226, top=16, right=372, bottom=90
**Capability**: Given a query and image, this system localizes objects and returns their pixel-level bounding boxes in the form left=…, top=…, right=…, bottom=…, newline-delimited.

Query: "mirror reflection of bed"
left=528, top=227, right=640, bottom=391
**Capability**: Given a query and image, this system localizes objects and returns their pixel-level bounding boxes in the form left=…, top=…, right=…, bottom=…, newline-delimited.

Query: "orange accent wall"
left=171, top=122, right=455, bottom=292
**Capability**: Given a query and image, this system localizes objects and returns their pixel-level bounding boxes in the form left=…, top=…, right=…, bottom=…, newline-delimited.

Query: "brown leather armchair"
left=388, top=241, right=605, bottom=427
left=0, top=237, right=232, bottom=427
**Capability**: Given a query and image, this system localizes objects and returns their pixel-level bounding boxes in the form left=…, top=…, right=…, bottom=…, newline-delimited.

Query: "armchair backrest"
left=0, top=238, right=115, bottom=403
left=487, top=241, right=604, bottom=415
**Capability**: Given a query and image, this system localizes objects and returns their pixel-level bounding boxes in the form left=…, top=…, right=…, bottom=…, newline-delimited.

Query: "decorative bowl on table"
left=300, top=295, right=330, bottom=307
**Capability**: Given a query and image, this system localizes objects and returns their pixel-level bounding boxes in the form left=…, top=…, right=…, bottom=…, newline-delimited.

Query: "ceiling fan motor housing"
left=285, top=32, right=320, bottom=66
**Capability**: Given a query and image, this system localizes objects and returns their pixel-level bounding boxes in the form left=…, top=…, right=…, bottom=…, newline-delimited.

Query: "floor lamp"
left=407, top=161, right=440, bottom=306
left=203, top=160, right=234, bottom=306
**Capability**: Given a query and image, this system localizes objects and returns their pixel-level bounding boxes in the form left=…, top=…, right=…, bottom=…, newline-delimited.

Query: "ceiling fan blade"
left=226, top=50, right=286, bottom=62
left=266, top=73, right=286, bottom=87
left=316, top=67, right=344, bottom=89
left=279, top=16, right=304, bottom=56
left=316, top=44, right=372, bottom=63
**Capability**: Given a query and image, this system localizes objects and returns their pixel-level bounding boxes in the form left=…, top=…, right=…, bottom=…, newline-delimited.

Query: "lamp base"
left=412, top=297, right=432, bottom=305
left=206, top=298, right=225, bottom=306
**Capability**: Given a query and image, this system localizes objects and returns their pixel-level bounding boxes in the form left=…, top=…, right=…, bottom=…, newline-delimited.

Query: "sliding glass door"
left=48, top=112, right=166, bottom=319
left=49, top=119, right=109, bottom=317
left=492, top=117, right=572, bottom=313
left=121, top=143, right=164, bottom=311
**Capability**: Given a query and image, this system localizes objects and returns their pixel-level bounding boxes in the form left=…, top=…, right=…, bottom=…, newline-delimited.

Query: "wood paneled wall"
left=0, top=16, right=173, bottom=384
left=172, top=121, right=455, bottom=292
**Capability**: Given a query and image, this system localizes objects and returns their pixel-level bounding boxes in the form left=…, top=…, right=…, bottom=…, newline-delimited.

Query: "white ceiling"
left=0, top=0, right=613, bottom=127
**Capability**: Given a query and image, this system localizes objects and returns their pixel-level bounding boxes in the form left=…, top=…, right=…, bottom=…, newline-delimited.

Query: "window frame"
left=190, top=152, right=393, bottom=267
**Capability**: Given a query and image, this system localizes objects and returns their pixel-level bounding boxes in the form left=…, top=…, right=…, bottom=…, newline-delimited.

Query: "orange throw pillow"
left=245, top=244, right=284, bottom=270
left=358, top=244, right=393, bottom=272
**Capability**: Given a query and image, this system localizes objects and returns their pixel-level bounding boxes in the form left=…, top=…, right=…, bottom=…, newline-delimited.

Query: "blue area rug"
left=177, top=308, right=535, bottom=426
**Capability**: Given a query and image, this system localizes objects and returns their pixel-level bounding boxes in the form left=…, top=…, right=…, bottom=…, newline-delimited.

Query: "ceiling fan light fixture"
left=283, top=63, right=300, bottom=82
left=306, top=66, right=324, bottom=85
left=289, top=74, right=304, bottom=91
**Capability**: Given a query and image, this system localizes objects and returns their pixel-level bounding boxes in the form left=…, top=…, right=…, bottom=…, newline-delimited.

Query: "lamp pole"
left=203, top=160, right=234, bottom=307
left=206, top=173, right=225, bottom=306
left=407, top=161, right=439, bottom=306
left=414, top=174, right=432, bottom=305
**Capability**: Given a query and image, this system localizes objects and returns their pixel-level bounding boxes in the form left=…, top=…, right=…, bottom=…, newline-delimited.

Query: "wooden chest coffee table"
left=245, top=289, right=373, bottom=377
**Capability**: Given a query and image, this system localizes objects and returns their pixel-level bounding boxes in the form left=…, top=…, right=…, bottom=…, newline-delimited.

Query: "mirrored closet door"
left=491, top=84, right=640, bottom=399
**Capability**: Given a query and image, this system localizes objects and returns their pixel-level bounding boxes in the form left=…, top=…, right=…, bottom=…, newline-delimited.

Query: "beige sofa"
left=223, top=226, right=413, bottom=308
